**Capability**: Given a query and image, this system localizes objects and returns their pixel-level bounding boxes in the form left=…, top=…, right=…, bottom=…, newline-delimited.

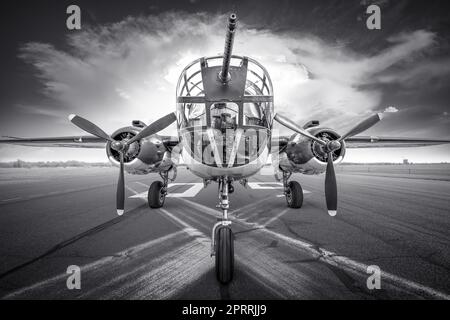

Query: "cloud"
left=384, top=106, right=399, bottom=113
left=376, top=58, right=450, bottom=87
left=18, top=12, right=444, bottom=136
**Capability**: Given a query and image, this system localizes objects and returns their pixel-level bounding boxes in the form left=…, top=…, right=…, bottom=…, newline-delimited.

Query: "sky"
left=0, top=0, right=449, bottom=163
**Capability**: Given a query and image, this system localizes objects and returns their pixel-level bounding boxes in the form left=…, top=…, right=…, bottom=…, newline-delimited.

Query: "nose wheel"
left=215, top=225, right=234, bottom=284
left=211, top=177, right=234, bottom=284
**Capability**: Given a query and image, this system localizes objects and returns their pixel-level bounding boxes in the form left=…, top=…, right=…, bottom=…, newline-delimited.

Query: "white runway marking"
left=3, top=230, right=186, bottom=299
left=130, top=183, right=204, bottom=199
left=232, top=197, right=279, bottom=217
left=276, top=189, right=311, bottom=197
left=166, top=183, right=204, bottom=198
left=128, top=186, right=208, bottom=242
left=248, top=182, right=283, bottom=189
left=130, top=182, right=309, bottom=201
left=134, top=181, right=149, bottom=188
left=179, top=198, right=450, bottom=300
left=0, top=184, right=114, bottom=204
left=89, top=240, right=211, bottom=300
left=1, top=197, right=21, bottom=202
left=170, top=203, right=333, bottom=299
left=159, top=208, right=207, bottom=240
left=262, top=208, right=290, bottom=227
left=118, top=189, right=212, bottom=299
left=125, top=185, right=140, bottom=197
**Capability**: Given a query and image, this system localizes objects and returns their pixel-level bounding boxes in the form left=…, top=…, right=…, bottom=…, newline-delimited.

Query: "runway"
left=0, top=167, right=449, bottom=299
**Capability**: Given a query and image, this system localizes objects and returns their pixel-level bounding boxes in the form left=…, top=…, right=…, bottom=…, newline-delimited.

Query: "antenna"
left=219, top=13, right=237, bottom=83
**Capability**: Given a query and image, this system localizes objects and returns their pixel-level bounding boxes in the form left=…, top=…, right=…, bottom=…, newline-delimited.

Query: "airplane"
left=1, top=13, right=450, bottom=284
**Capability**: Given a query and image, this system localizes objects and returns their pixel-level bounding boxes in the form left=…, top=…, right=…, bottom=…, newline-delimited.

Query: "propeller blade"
left=274, top=113, right=327, bottom=146
left=339, top=113, right=383, bottom=142
left=126, top=113, right=177, bottom=145
left=116, top=152, right=125, bottom=216
left=68, top=114, right=113, bottom=142
left=325, top=153, right=337, bottom=217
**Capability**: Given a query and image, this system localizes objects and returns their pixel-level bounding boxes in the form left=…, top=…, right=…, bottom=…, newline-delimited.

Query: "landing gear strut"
left=283, top=172, right=303, bottom=208
left=211, top=177, right=234, bottom=284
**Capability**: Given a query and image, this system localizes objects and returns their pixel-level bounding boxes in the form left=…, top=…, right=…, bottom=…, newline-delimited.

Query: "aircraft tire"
left=215, top=226, right=234, bottom=284
left=148, top=181, right=165, bottom=208
left=286, top=181, right=303, bottom=208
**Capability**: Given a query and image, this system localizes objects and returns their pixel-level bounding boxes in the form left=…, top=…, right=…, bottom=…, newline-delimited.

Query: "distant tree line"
left=340, top=162, right=448, bottom=165
left=0, top=160, right=112, bottom=168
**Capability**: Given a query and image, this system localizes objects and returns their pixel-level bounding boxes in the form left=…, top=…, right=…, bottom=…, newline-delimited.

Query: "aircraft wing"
left=0, top=136, right=106, bottom=148
left=272, top=136, right=450, bottom=149
left=0, top=135, right=180, bottom=149
left=344, top=136, right=450, bottom=148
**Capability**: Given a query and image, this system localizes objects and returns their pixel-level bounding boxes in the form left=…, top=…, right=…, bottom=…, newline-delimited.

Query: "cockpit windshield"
left=185, top=103, right=206, bottom=127
left=243, top=103, right=265, bottom=126
left=210, top=103, right=238, bottom=130
left=181, top=101, right=268, bottom=129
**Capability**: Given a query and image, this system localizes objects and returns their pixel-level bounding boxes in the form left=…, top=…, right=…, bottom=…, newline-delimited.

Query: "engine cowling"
left=277, top=127, right=346, bottom=175
left=106, top=126, right=172, bottom=175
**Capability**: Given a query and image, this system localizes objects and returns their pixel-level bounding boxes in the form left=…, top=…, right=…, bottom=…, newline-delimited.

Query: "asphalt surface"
left=0, top=166, right=449, bottom=300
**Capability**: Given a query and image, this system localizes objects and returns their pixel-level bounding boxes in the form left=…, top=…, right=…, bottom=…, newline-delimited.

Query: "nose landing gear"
left=211, top=177, right=234, bottom=284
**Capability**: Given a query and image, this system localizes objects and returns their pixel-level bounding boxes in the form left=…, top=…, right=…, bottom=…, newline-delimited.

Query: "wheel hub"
left=286, top=188, right=292, bottom=204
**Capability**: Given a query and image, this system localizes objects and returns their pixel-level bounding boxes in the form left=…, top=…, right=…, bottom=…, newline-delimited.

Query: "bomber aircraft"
left=2, top=14, right=449, bottom=283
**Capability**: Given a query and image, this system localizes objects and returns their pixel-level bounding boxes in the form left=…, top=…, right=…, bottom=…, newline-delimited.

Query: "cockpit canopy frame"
left=176, top=55, right=274, bottom=130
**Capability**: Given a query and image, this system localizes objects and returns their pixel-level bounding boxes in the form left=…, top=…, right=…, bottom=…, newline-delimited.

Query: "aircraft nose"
left=183, top=127, right=268, bottom=168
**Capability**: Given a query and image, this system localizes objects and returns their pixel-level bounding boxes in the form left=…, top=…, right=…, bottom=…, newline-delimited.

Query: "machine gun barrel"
left=219, top=13, right=237, bottom=83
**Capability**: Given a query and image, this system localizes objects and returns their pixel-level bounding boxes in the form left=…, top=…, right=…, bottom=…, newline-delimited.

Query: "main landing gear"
left=282, top=172, right=303, bottom=208
left=147, top=171, right=171, bottom=208
left=211, top=178, right=234, bottom=284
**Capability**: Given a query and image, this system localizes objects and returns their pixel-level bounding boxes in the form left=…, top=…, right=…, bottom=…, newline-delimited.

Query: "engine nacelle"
left=106, top=126, right=172, bottom=175
left=277, top=127, right=346, bottom=175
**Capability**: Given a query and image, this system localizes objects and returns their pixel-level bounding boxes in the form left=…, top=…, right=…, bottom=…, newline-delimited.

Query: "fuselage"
left=175, top=55, right=274, bottom=180
left=179, top=126, right=271, bottom=179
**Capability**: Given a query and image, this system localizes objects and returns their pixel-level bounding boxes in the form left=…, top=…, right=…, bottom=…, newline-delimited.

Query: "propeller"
left=127, top=113, right=177, bottom=145
left=325, top=152, right=337, bottom=217
left=68, top=115, right=113, bottom=142
left=117, top=152, right=125, bottom=216
left=338, top=113, right=384, bottom=142
left=275, top=112, right=383, bottom=216
left=68, top=113, right=177, bottom=215
left=274, top=114, right=327, bottom=146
